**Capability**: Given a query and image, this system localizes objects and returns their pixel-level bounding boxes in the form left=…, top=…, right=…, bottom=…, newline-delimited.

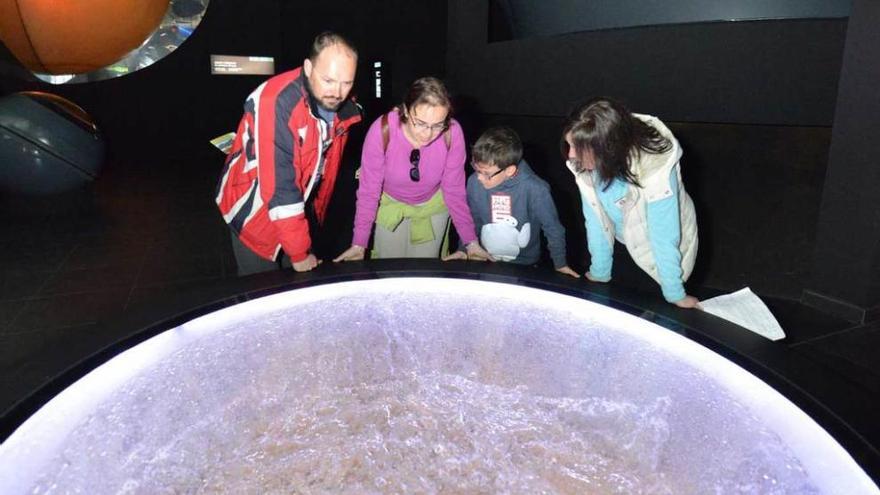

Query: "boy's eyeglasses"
left=409, top=114, right=448, bottom=133
left=409, top=149, right=421, bottom=182
left=471, top=163, right=507, bottom=180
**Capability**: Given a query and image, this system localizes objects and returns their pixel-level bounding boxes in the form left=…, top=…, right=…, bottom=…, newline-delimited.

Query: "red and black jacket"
left=216, top=68, right=361, bottom=262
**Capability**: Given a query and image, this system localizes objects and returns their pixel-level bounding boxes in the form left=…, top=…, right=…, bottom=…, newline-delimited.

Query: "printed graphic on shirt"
left=481, top=193, right=531, bottom=262
left=491, top=194, right=512, bottom=223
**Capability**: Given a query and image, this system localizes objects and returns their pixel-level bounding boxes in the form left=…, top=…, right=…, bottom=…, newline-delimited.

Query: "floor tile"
left=39, top=264, right=143, bottom=296
left=7, top=291, right=130, bottom=336
left=135, top=245, right=227, bottom=288
left=0, top=301, right=23, bottom=334
left=60, top=239, right=150, bottom=271
left=0, top=323, right=110, bottom=413
left=795, top=325, right=880, bottom=388
left=763, top=298, right=856, bottom=344
left=0, top=268, right=53, bottom=301
left=0, top=243, right=74, bottom=273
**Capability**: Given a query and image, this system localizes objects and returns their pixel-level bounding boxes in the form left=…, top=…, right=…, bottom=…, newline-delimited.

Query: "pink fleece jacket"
left=352, top=110, right=477, bottom=247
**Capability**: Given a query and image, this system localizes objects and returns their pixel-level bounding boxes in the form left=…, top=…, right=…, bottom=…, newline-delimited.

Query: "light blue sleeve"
left=646, top=169, right=686, bottom=302
left=581, top=193, right=613, bottom=281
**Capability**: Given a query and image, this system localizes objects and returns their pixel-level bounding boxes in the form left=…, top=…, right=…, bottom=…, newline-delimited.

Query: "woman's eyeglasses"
left=408, top=113, right=448, bottom=133
left=409, top=149, right=421, bottom=182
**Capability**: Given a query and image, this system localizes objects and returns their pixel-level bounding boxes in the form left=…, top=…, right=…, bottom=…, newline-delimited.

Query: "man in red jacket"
left=216, top=32, right=362, bottom=274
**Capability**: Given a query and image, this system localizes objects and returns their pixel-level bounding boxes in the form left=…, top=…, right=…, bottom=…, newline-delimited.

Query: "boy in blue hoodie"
left=444, top=126, right=579, bottom=277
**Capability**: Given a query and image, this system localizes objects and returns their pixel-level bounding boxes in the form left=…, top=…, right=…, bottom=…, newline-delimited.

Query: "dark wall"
left=806, top=0, right=880, bottom=320
left=0, top=0, right=447, bottom=163
left=489, top=0, right=850, bottom=42
left=446, top=1, right=847, bottom=300
left=449, top=1, right=846, bottom=126
left=276, top=1, right=447, bottom=123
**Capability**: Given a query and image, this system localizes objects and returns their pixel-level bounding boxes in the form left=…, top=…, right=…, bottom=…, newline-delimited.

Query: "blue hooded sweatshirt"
left=464, top=159, right=567, bottom=268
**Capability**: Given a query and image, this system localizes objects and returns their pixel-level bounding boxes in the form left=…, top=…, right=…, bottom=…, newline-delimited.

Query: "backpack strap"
left=381, top=112, right=390, bottom=152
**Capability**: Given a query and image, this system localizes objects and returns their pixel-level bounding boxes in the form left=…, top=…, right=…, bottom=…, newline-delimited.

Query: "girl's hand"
left=673, top=295, right=702, bottom=309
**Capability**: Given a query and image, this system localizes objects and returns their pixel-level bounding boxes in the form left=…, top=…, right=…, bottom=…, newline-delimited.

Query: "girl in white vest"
left=562, top=97, right=700, bottom=308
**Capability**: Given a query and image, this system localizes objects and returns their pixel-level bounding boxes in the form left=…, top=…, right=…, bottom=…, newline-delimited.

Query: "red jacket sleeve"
left=256, top=79, right=311, bottom=262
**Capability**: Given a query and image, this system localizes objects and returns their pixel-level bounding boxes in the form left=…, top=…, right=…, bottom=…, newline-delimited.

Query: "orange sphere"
left=0, top=0, right=169, bottom=75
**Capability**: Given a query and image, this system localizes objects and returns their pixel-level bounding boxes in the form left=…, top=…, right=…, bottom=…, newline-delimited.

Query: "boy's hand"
left=555, top=265, right=580, bottom=278
left=333, top=245, right=365, bottom=262
left=442, top=250, right=468, bottom=261
left=465, top=242, right=495, bottom=261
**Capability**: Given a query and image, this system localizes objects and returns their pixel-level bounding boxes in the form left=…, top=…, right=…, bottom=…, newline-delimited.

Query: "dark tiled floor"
left=1, top=143, right=879, bottom=483
left=0, top=146, right=239, bottom=413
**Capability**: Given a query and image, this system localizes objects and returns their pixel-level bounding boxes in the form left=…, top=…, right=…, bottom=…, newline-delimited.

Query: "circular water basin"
left=0, top=278, right=876, bottom=493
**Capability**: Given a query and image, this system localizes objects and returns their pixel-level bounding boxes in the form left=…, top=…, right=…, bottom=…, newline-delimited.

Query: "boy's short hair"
left=472, top=126, right=523, bottom=169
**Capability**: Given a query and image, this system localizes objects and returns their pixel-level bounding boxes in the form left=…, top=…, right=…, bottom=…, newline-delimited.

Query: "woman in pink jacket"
left=334, top=77, right=491, bottom=261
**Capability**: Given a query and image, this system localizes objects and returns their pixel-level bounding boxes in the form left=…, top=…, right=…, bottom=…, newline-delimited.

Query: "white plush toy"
left=480, top=216, right=531, bottom=261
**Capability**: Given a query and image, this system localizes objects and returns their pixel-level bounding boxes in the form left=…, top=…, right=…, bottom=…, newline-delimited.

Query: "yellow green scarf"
left=375, top=190, right=450, bottom=255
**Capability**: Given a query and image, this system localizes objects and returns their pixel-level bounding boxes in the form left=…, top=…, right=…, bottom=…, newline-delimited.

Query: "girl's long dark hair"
left=561, top=97, right=671, bottom=189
